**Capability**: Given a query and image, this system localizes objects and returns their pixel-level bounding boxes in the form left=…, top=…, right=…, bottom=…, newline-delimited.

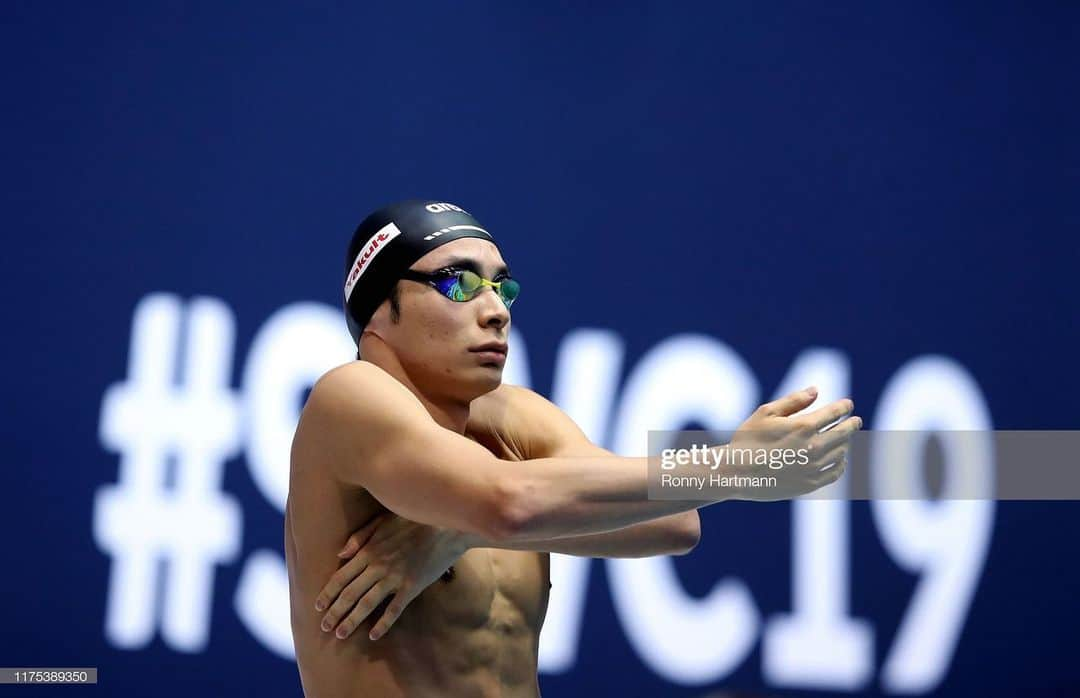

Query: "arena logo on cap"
left=344, top=222, right=402, bottom=301
left=425, top=202, right=466, bottom=214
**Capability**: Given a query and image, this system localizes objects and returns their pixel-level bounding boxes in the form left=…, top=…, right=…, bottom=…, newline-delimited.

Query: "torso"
left=286, top=384, right=550, bottom=698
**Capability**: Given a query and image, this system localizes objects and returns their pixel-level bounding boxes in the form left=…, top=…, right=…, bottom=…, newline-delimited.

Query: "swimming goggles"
left=399, top=268, right=520, bottom=309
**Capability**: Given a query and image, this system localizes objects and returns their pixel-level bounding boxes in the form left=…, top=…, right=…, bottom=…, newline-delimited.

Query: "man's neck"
left=413, top=391, right=470, bottom=434
left=359, top=356, right=471, bottom=434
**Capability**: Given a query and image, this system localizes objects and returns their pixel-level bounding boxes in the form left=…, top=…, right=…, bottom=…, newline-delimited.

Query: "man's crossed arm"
left=460, top=382, right=701, bottom=558
left=299, top=363, right=859, bottom=640
left=309, top=378, right=704, bottom=640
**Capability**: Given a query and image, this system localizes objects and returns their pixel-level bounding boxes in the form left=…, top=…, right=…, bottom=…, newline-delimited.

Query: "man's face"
left=372, top=238, right=512, bottom=399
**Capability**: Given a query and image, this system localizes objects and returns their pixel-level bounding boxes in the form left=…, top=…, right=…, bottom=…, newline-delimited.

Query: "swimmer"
left=285, top=200, right=861, bottom=697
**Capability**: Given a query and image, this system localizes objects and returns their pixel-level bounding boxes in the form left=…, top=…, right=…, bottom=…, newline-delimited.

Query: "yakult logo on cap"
left=344, top=222, right=403, bottom=302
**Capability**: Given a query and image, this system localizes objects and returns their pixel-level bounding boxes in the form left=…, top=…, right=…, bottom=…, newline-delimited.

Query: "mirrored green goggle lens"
left=498, top=278, right=521, bottom=305
left=453, top=270, right=520, bottom=307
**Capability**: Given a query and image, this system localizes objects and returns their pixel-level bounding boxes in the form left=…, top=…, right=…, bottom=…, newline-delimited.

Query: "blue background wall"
left=3, top=3, right=1078, bottom=696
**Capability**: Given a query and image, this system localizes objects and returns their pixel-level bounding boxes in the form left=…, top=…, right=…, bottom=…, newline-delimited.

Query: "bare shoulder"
left=293, top=361, right=427, bottom=476
left=311, top=359, right=400, bottom=400
left=307, top=361, right=425, bottom=419
left=469, top=383, right=594, bottom=459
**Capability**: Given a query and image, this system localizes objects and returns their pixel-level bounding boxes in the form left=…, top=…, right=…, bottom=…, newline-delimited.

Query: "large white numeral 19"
left=763, top=349, right=873, bottom=690
left=871, top=356, right=995, bottom=693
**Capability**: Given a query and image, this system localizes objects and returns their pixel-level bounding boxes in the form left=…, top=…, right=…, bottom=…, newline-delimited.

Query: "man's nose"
left=475, top=286, right=509, bottom=329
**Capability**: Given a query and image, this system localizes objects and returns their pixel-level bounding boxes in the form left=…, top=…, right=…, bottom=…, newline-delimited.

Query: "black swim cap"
left=343, top=200, right=498, bottom=346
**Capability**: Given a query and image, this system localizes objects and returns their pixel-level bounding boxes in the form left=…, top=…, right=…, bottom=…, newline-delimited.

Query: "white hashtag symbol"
left=94, top=294, right=242, bottom=652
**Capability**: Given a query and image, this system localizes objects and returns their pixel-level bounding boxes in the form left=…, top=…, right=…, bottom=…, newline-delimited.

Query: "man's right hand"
left=722, top=386, right=862, bottom=501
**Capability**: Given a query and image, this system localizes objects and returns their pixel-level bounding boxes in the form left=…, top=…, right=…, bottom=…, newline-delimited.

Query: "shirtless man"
left=285, top=200, right=861, bottom=697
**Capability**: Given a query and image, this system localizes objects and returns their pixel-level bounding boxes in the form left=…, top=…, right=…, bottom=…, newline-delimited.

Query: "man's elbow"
left=479, top=475, right=541, bottom=543
left=670, top=511, right=701, bottom=556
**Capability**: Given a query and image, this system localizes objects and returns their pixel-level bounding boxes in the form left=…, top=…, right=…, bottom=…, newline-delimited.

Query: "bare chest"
left=402, top=546, right=550, bottom=638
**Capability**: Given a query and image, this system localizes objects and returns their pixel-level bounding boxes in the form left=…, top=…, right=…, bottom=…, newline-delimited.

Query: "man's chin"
left=465, top=363, right=504, bottom=394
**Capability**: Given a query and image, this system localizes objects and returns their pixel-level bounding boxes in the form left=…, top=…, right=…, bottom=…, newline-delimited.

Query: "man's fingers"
left=811, top=441, right=849, bottom=476
left=802, top=398, right=855, bottom=432
left=808, top=415, right=862, bottom=453
left=368, top=585, right=416, bottom=641
left=761, top=386, right=819, bottom=417
left=320, top=566, right=380, bottom=634
left=338, top=538, right=358, bottom=559
left=813, top=451, right=847, bottom=488
left=315, top=553, right=369, bottom=612
left=338, top=515, right=384, bottom=559
left=335, top=579, right=396, bottom=640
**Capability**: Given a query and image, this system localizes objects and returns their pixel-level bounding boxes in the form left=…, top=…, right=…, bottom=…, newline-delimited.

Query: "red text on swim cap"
left=344, top=222, right=403, bottom=302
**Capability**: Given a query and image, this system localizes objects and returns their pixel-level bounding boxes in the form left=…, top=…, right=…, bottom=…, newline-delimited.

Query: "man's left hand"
left=314, top=513, right=466, bottom=641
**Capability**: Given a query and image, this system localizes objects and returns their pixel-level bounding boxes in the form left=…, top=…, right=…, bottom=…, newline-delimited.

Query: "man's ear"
left=359, top=327, right=384, bottom=354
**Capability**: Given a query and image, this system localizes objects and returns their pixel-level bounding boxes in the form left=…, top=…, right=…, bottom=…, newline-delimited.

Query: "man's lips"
left=469, top=342, right=508, bottom=355
left=469, top=342, right=508, bottom=363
